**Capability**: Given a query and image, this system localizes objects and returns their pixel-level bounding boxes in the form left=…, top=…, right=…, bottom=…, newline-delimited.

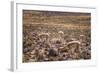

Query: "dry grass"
left=22, top=10, right=91, bottom=63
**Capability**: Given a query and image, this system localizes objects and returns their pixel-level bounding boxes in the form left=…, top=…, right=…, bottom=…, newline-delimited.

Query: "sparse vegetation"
left=23, top=10, right=91, bottom=62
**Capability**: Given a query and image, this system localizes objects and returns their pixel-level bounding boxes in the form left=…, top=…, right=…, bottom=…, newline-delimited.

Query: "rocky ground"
left=22, top=10, right=91, bottom=63
left=23, top=27, right=91, bottom=62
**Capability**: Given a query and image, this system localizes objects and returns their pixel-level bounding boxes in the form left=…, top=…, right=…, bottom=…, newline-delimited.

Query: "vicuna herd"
left=23, top=30, right=91, bottom=62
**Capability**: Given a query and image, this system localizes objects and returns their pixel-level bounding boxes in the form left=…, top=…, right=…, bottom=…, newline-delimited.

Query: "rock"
left=48, top=49, right=58, bottom=57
